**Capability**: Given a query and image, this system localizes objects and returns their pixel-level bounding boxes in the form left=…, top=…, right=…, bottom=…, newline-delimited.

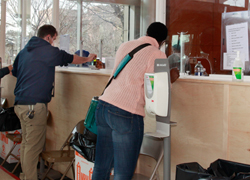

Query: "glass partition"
left=166, top=0, right=250, bottom=75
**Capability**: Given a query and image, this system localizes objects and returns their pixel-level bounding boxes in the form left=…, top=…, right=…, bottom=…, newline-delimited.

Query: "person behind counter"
left=12, top=24, right=97, bottom=180
left=168, top=42, right=191, bottom=73
left=68, top=49, right=91, bottom=67
left=75, top=49, right=91, bottom=67
left=168, top=44, right=181, bottom=69
left=92, top=22, right=168, bottom=180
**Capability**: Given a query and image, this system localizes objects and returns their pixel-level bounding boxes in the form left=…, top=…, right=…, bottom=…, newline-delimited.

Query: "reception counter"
left=1, top=68, right=250, bottom=180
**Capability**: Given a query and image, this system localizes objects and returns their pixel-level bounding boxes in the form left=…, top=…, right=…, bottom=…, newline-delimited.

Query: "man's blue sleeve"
left=0, top=67, right=10, bottom=79
left=12, top=54, right=19, bottom=77
left=47, top=47, right=74, bottom=67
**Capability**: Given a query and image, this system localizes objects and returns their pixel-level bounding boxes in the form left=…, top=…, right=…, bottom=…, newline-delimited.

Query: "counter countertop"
left=55, top=67, right=250, bottom=86
left=55, top=67, right=112, bottom=76
left=179, top=74, right=250, bottom=86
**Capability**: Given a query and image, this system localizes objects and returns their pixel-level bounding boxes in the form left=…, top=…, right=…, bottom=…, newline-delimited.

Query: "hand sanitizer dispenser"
left=144, top=59, right=172, bottom=138
left=145, top=72, right=169, bottom=117
left=144, top=59, right=174, bottom=180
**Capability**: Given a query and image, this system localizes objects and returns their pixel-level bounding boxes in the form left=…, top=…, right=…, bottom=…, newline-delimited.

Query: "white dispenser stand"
left=144, top=59, right=176, bottom=180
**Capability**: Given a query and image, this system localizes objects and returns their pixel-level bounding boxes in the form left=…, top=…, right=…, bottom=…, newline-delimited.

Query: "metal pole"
left=164, top=135, right=171, bottom=180
left=180, top=32, right=185, bottom=74
left=154, top=59, right=173, bottom=180
left=21, top=0, right=26, bottom=49
left=77, top=0, right=83, bottom=67
left=77, top=0, right=82, bottom=53
left=99, top=39, right=103, bottom=62
left=0, top=0, right=7, bottom=63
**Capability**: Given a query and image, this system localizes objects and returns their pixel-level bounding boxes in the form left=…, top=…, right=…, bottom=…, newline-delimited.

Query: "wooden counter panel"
left=229, top=85, right=250, bottom=132
left=227, top=85, right=250, bottom=165
left=228, top=131, right=250, bottom=164
left=1, top=75, right=16, bottom=107
left=170, top=81, right=227, bottom=179
left=1, top=72, right=250, bottom=179
left=46, top=72, right=109, bottom=178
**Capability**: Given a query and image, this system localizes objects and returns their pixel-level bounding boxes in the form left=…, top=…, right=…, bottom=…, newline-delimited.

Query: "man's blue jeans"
left=92, top=100, right=144, bottom=180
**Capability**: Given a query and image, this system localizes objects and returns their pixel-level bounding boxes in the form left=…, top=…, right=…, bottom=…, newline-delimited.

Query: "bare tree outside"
left=59, top=0, right=78, bottom=53
left=5, top=0, right=21, bottom=64
left=5, top=0, right=125, bottom=63
left=27, top=0, right=53, bottom=39
left=59, top=1, right=124, bottom=58
left=5, top=0, right=53, bottom=63
left=81, top=2, right=124, bottom=58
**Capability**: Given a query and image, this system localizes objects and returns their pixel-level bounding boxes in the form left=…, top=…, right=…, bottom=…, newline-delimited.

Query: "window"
left=221, top=0, right=245, bottom=7
left=59, top=0, right=77, bottom=54
left=0, top=2, right=1, bottom=32
left=5, top=0, right=22, bottom=64
left=80, top=2, right=126, bottom=58
left=27, top=0, right=53, bottom=40
left=1, top=0, right=154, bottom=66
left=59, top=0, right=143, bottom=66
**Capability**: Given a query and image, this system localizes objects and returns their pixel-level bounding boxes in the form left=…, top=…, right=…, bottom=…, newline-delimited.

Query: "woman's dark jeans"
left=92, top=100, right=144, bottom=180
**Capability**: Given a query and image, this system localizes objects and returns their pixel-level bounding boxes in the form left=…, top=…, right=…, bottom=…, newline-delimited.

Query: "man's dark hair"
left=37, top=25, right=58, bottom=38
left=146, top=22, right=168, bottom=43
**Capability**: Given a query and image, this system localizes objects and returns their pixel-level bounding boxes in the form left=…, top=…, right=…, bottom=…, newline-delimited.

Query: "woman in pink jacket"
left=92, top=22, right=168, bottom=180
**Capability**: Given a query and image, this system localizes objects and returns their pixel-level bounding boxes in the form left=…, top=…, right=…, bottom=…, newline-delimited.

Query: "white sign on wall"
left=223, top=22, right=249, bottom=70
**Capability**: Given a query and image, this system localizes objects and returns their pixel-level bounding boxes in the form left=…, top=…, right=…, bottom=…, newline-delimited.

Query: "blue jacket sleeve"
left=0, top=67, right=10, bottom=79
left=12, top=54, right=19, bottom=77
left=46, top=47, right=73, bottom=67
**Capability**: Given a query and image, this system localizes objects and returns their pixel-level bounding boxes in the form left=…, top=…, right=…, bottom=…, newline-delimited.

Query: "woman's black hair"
left=146, top=22, right=168, bottom=42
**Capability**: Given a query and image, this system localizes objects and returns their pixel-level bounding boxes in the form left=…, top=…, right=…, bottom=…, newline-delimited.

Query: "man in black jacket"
left=12, top=24, right=97, bottom=180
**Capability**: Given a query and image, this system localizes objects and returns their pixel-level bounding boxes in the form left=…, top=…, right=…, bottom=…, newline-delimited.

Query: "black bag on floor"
left=70, top=128, right=96, bottom=162
left=176, top=160, right=250, bottom=180
left=0, top=107, right=21, bottom=131
left=207, top=159, right=250, bottom=180
left=176, top=162, right=213, bottom=180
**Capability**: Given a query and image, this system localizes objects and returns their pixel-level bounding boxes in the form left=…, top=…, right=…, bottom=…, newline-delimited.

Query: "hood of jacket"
left=25, top=36, right=50, bottom=52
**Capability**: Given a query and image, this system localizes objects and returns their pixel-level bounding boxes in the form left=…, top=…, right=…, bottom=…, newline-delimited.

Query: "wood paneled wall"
left=2, top=72, right=250, bottom=179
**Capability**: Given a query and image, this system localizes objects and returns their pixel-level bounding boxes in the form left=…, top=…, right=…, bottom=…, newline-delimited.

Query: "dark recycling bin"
left=176, top=159, right=250, bottom=180
left=176, top=162, right=213, bottom=180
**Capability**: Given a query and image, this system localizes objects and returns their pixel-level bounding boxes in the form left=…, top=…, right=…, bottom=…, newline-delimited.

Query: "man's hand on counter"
left=170, top=67, right=180, bottom=83
left=87, top=54, right=97, bottom=63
